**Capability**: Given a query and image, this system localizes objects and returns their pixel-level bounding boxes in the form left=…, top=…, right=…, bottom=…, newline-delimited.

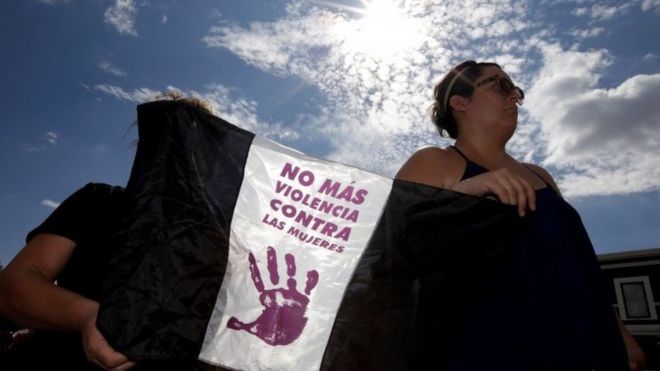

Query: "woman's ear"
left=448, top=95, right=468, bottom=113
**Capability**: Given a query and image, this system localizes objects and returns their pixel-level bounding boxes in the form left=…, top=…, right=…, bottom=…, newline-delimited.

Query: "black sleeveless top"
left=452, top=145, right=553, bottom=191
left=444, top=146, right=628, bottom=371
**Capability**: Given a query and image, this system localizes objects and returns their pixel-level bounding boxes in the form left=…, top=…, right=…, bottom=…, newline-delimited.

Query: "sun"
left=333, top=0, right=423, bottom=60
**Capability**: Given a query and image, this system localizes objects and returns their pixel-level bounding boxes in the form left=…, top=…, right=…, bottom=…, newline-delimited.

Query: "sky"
left=1, top=0, right=659, bottom=265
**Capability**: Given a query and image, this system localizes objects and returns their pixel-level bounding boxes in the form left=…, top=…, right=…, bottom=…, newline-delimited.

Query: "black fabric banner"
left=98, top=101, right=625, bottom=370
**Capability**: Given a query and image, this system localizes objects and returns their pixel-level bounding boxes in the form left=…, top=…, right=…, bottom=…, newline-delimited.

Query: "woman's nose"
left=508, top=89, right=523, bottom=105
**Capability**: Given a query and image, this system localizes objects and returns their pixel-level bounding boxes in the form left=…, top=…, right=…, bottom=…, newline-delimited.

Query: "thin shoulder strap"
left=451, top=145, right=470, bottom=161
left=451, top=145, right=491, bottom=181
left=522, top=164, right=552, bottom=188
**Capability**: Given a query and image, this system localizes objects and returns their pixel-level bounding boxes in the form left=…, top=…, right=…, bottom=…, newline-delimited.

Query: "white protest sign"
left=199, top=136, right=393, bottom=371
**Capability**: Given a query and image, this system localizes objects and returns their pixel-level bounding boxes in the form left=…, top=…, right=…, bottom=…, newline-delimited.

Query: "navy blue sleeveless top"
left=444, top=146, right=628, bottom=371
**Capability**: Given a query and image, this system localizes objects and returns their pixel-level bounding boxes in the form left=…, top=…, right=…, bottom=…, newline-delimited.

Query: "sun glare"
left=335, top=0, right=423, bottom=60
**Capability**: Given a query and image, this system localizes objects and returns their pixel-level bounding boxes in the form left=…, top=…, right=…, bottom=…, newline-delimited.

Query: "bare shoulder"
left=524, top=163, right=562, bottom=196
left=395, top=146, right=464, bottom=188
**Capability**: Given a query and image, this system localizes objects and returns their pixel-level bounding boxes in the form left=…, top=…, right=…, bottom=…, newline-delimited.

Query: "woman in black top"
left=396, top=60, right=645, bottom=370
left=0, top=94, right=214, bottom=371
left=0, top=183, right=134, bottom=370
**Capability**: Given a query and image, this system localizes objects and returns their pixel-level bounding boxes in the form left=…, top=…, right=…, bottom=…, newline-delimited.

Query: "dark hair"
left=430, top=60, right=500, bottom=139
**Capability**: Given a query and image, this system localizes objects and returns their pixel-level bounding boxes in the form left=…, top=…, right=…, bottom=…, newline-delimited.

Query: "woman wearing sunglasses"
left=397, top=61, right=645, bottom=370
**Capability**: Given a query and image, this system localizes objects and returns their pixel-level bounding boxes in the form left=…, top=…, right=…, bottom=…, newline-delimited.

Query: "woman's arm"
left=0, top=233, right=135, bottom=370
left=0, top=234, right=95, bottom=330
left=618, top=319, right=646, bottom=371
left=397, top=148, right=536, bottom=216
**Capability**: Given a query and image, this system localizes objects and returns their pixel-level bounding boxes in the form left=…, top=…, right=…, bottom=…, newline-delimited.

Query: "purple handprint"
left=227, top=246, right=319, bottom=346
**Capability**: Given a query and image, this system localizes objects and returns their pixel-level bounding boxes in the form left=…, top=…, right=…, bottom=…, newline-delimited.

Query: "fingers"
left=248, top=252, right=265, bottom=292
left=92, top=358, right=135, bottom=371
left=285, top=253, right=296, bottom=277
left=111, top=361, right=136, bottom=371
left=83, top=323, right=135, bottom=370
left=93, top=354, right=135, bottom=371
left=305, top=270, right=319, bottom=295
left=266, top=246, right=280, bottom=285
left=249, top=248, right=317, bottom=295
left=481, top=169, right=537, bottom=217
left=512, top=179, right=527, bottom=217
left=492, top=175, right=516, bottom=207
left=523, top=178, right=536, bottom=211
left=285, top=253, right=298, bottom=290
left=500, top=176, right=533, bottom=217
left=95, top=344, right=131, bottom=367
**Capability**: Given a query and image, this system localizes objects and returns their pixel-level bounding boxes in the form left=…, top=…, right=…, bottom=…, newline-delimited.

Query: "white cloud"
left=641, top=0, right=660, bottom=11
left=202, top=0, right=534, bottom=175
left=572, top=7, right=589, bottom=16
left=199, top=0, right=659, bottom=197
left=98, top=61, right=127, bottom=77
left=161, top=14, right=168, bottom=23
left=572, top=3, right=631, bottom=20
left=104, top=0, right=138, bottom=36
left=44, top=131, right=58, bottom=145
left=41, top=199, right=61, bottom=209
left=525, top=44, right=660, bottom=197
left=643, top=52, right=658, bottom=61
left=24, top=131, right=59, bottom=152
left=191, top=84, right=299, bottom=141
left=569, top=27, right=605, bottom=39
left=94, top=84, right=298, bottom=141
left=94, top=84, right=159, bottom=103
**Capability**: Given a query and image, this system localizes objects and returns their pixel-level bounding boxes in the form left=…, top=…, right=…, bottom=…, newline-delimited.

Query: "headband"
left=441, top=65, right=473, bottom=115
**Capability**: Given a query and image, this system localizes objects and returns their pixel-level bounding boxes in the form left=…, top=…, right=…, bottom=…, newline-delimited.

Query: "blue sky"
left=1, top=0, right=659, bottom=265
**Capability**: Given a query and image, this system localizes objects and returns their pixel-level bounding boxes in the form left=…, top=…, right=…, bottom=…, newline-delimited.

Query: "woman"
left=0, top=183, right=135, bottom=370
left=0, top=94, right=213, bottom=371
left=396, top=61, right=645, bottom=370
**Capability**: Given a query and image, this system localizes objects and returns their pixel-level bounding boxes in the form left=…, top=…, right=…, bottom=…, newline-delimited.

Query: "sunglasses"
left=475, top=75, right=524, bottom=102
